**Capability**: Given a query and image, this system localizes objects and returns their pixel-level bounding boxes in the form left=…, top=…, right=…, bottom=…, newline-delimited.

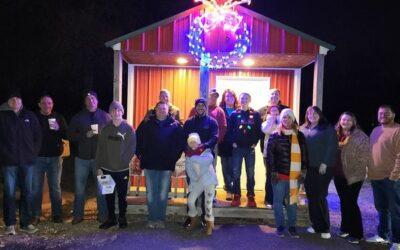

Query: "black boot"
left=118, top=216, right=128, bottom=229
left=99, top=219, right=117, bottom=229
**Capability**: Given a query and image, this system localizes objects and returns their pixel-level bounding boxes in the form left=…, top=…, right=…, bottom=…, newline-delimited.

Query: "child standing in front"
left=185, top=133, right=218, bottom=235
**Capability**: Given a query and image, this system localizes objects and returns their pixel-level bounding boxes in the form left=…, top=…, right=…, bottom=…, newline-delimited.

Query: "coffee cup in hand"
left=48, top=118, right=57, bottom=130
left=91, top=124, right=99, bottom=134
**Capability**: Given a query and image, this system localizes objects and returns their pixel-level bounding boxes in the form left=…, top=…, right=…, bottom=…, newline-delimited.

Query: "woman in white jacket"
left=261, top=105, right=280, bottom=208
left=185, top=133, right=218, bottom=235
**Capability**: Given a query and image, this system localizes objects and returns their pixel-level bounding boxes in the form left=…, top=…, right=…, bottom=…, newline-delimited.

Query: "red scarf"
left=185, top=145, right=205, bottom=157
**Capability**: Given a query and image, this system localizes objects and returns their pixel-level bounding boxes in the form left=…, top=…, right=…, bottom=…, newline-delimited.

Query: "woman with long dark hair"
left=218, top=89, right=239, bottom=200
left=300, top=106, right=338, bottom=239
left=333, top=112, right=368, bottom=244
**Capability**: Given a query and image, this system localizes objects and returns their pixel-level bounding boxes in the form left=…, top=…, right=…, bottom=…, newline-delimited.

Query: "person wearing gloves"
left=261, top=105, right=280, bottom=209
left=267, top=109, right=308, bottom=238
left=300, top=106, right=338, bottom=239
left=185, top=133, right=218, bottom=236
left=96, top=101, right=136, bottom=229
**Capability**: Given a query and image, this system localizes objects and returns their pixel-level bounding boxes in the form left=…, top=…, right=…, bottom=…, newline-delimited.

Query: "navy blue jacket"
left=183, top=115, right=218, bottom=151
left=68, top=108, right=110, bottom=160
left=136, top=116, right=184, bottom=171
left=0, top=104, right=42, bottom=166
left=300, top=123, right=338, bottom=168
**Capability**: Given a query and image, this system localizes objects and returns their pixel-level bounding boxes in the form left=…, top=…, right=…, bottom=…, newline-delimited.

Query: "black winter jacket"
left=36, top=112, right=68, bottom=157
left=266, top=131, right=308, bottom=175
left=136, top=116, right=184, bottom=171
left=227, top=108, right=262, bottom=148
left=0, top=104, right=42, bottom=166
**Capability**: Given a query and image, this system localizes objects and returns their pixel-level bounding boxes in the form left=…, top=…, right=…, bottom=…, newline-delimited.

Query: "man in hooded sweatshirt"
left=0, top=90, right=42, bottom=235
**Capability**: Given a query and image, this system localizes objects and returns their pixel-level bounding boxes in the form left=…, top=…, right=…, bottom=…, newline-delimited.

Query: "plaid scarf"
left=289, top=134, right=301, bottom=205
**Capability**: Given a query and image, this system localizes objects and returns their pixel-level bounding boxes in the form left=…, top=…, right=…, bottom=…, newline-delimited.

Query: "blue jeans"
left=2, top=165, right=34, bottom=227
left=73, top=157, right=107, bottom=221
left=371, top=178, right=400, bottom=243
left=32, top=156, right=63, bottom=218
left=220, top=156, right=233, bottom=193
left=144, top=169, right=171, bottom=222
left=231, top=147, right=255, bottom=196
left=273, top=180, right=297, bottom=228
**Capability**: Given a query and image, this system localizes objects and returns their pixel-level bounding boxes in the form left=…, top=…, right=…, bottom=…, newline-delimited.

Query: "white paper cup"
left=48, top=118, right=57, bottom=130
left=91, top=124, right=99, bottom=134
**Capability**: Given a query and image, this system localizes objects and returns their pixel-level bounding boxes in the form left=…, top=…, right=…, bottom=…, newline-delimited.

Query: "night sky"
left=1, top=0, right=391, bottom=133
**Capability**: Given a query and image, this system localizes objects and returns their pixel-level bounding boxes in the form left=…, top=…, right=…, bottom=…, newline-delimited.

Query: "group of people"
left=0, top=87, right=399, bottom=249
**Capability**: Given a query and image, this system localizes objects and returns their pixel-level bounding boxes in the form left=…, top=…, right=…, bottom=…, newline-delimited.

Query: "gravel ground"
left=0, top=175, right=389, bottom=249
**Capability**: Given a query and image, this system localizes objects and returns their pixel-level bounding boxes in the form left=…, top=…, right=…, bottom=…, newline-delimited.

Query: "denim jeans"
left=144, top=169, right=171, bottom=222
left=231, top=147, right=255, bottom=196
left=73, top=157, right=107, bottom=221
left=220, top=156, right=233, bottom=193
left=371, top=178, right=400, bottom=243
left=2, top=164, right=34, bottom=227
left=272, top=180, right=297, bottom=228
left=32, top=156, right=63, bottom=218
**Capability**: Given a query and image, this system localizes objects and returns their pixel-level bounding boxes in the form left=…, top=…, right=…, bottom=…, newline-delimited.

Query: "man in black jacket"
left=0, top=91, right=42, bottom=235
left=136, top=102, right=184, bottom=229
left=182, top=98, right=218, bottom=228
left=32, top=95, right=68, bottom=225
left=68, top=91, right=110, bottom=224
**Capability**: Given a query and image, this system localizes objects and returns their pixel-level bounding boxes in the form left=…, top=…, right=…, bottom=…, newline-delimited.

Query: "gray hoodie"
left=95, top=120, right=136, bottom=172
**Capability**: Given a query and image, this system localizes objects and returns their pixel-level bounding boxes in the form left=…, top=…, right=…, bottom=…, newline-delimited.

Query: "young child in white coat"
left=185, top=133, right=218, bottom=235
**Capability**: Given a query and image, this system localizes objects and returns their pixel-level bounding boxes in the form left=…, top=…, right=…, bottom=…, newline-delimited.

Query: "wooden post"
left=293, top=69, right=301, bottom=121
left=113, top=43, right=123, bottom=102
left=312, top=46, right=329, bottom=109
left=127, top=64, right=135, bottom=126
left=199, top=66, right=210, bottom=99
left=312, top=54, right=325, bottom=109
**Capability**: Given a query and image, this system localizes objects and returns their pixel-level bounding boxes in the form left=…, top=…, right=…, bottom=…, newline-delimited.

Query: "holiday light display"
left=188, top=0, right=251, bottom=69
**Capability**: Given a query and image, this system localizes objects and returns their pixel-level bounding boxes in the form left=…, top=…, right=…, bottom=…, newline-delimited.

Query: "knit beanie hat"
left=195, top=98, right=207, bottom=107
left=109, top=101, right=125, bottom=114
left=84, top=90, right=98, bottom=100
left=187, top=133, right=201, bottom=145
left=280, top=108, right=296, bottom=122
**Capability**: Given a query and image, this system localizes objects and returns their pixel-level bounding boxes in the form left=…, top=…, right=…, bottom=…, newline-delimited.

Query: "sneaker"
left=366, top=235, right=390, bottom=244
left=182, top=217, right=191, bottom=229
left=146, top=221, right=157, bottom=229
left=390, top=243, right=400, bottom=250
left=20, top=224, right=38, bottom=234
left=321, top=232, right=331, bottom=239
left=346, top=236, right=361, bottom=245
left=247, top=195, right=257, bottom=208
left=99, top=219, right=117, bottom=229
left=337, top=231, right=349, bottom=238
left=306, top=226, right=315, bottom=234
left=276, top=226, right=285, bottom=237
left=31, top=217, right=40, bottom=226
left=5, top=225, right=16, bottom=235
left=118, top=216, right=128, bottom=229
left=288, top=227, right=300, bottom=238
left=231, top=194, right=241, bottom=207
left=53, top=216, right=63, bottom=223
left=265, top=204, right=273, bottom=209
left=155, top=221, right=165, bottom=229
left=226, top=193, right=233, bottom=201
